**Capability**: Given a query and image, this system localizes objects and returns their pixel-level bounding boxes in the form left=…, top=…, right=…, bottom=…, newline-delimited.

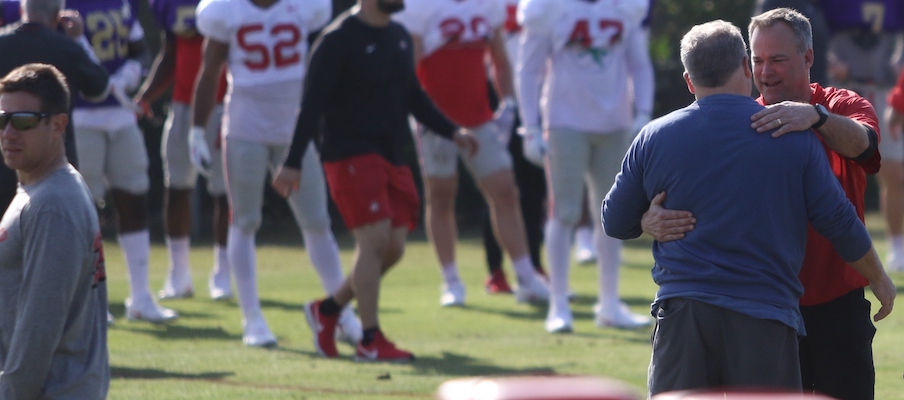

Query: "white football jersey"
left=394, top=0, right=506, bottom=58
left=517, top=0, right=653, bottom=133
left=501, top=0, right=523, bottom=65
left=196, top=0, right=331, bottom=87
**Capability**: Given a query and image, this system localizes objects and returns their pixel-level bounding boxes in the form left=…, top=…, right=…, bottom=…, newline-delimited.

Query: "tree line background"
left=134, top=0, right=878, bottom=242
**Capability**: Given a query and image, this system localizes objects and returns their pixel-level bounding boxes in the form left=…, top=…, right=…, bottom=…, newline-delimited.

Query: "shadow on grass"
left=410, top=352, right=557, bottom=377
left=111, top=323, right=238, bottom=341
left=111, top=366, right=234, bottom=380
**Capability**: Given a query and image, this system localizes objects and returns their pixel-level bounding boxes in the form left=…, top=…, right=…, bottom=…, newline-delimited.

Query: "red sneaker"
left=304, top=300, right=339, bottom=358
left=355, top=331, right=415, bottom=363
left=484, top=269, right=513, bottom=294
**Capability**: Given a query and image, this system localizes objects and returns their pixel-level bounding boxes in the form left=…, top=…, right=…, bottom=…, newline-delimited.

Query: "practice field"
left=105, top=215, right=904, bottom=399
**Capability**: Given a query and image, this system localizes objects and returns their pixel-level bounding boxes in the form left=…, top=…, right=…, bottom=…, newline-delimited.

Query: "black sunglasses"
left=0, top=111, right=51, bottom=130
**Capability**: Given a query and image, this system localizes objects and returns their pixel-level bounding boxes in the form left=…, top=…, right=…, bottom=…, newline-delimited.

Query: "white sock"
left=301, top=228, right=345, bottom=295
left=442, top=263, right=461, bottom=285
left=511, top=255, right=536, bottom=281
left=575, top=225, right=594, bottom=252
left=119, top=230, right=153, bottom=303
left=165, top=236, right=192, bottom=288
left=228, top=225, right=263, bottom=321
left=210, top=244, right=230, bottom=287
left=891, top=235, right=904, bottom=256
left=596, top=226, right=623, bottom=307
left=545, top=219, right=572, bottom=303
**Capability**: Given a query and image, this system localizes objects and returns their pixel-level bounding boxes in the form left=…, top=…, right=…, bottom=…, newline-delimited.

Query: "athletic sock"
left=301, top=228, right=344, bottom=295
left=891, top=235, right=904, bottom=257
left=228, top=225, right=262, bottom=321
left=361, top=326, right=380, bottom=346
left=596, top=227, right=623, bottom=307
left=119, top=230, right=152, bottom=303
left=441, top=263, right=461, bottom=285
left=545, top=219, right=571, bottom=302
left=511, top=255, right=536, bottom=281
left=319, top=297, right=342, bottom=316
left=165, top=236, right=192, bottom=287
left=211, top=244, right=230, bottom=281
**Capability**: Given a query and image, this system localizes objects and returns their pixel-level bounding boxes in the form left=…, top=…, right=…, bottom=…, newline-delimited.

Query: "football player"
left=394, top=0, right=550, bottom=308
left=191, top=0, right=360, bottom=348
left=135, top=0, right=232, bottom=302
left=68, top=0, right=178, bottom=324
left=517, top=0, right=654, bottom=332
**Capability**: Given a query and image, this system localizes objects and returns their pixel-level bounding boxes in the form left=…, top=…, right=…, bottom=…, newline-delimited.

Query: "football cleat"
left=125, top=297, right=178, bottom=323
left=594, top=301, right=652, bottom=329
left=545, top=299, right=574, bottom=334
left=304, top=300, right=339, bottom=358
left=208, top=265, right=233, bottom=301
left=485, top=269, right=513, bottom=294
left=355, top=330, right=414, bottom=363
left=243, top=317, right=277, bottom=348
left=158, top=282, right=194, bottom=301
left=515, top=273, right=550, bottom=304
left=440, top=281, right=466, bottom=307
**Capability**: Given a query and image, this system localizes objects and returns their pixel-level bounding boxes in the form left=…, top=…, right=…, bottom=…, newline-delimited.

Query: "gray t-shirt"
left=0, top=165, right=109, bottom=399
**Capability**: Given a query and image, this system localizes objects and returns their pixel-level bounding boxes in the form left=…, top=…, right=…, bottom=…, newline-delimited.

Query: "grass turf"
left=104, top=214, right=904, bottom=399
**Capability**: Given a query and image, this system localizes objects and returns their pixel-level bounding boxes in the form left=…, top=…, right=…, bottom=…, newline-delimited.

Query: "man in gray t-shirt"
left=0, top=64, right=108, bottom=399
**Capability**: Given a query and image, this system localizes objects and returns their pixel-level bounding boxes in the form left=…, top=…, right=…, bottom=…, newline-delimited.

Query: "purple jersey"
left=0, top=0, right=21, bottom=27
left=150, top=0, right=200, bottom=37
left=819, top=0, right=904, bottom=33
left=69, top=0, right=142, bottom=109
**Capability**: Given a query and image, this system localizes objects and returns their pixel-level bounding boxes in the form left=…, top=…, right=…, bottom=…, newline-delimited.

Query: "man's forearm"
left=815, top=113, right=871, bottom=159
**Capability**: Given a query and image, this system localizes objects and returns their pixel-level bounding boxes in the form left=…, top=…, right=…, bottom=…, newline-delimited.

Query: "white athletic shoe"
left=886, top=252, right=904, bottom=273
left=107, top=311, right=115, bottom=326
left=515, top=273, right=550, bottom=304
left=243, top=317, right=277, bottom=348
left=208, top=267, right=233, bottom=301
left=125, top=297, right=178, bottom=323
left=574, top=247, right=597, bottom=265
left=158, top=279, right=194, bottom=301
left=594, top=301, right=651, bottom=329
left=440, top=281, right=466, bottom=307
left=545, top=300, right=573, bottom=333
left=336, top=306, right=363, bottom=347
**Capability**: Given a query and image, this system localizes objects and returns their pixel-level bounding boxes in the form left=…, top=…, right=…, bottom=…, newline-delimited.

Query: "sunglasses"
left=0, top=111, right=51, bottom=130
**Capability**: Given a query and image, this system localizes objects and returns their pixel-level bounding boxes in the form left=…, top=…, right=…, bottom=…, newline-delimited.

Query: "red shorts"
left=323, top=154, right=420, bottom=231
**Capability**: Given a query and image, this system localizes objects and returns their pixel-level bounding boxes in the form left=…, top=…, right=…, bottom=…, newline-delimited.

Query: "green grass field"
left=104, top=214, right=904, bottom=399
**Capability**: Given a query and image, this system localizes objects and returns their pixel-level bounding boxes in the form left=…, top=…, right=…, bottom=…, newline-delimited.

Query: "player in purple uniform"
left=69, top=0, right=179, bottom=324
left=821, top=0, right=904, bottom=276
left=134, top=0, right=233, bottom=302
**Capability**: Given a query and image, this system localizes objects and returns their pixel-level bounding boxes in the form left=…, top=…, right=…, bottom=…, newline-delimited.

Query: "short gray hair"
left=680, top=20, right=748, bottom=88
left=749, top=7, right=812, bottom=55
left=21, top=0, right=64, bottom=22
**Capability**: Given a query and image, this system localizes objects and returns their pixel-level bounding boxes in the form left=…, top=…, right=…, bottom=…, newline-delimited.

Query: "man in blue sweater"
left=601, top=19, right=895, bottom=395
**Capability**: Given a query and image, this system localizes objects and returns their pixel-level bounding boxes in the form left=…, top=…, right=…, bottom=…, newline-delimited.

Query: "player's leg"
left=586, top=132, right=649, bottom=329
left=467, top=122, right=549, bottom=305
left=875, top=95, right=904, bottom=271
left=543, top=128, right=589, bottom=333
left=306, top=155, right=415, bottom=361
left=206, top=104, right=231, bottom=299
left=224, top=137, right=275, bottom=347
left=159, top=102, right=196, bottom=299
left=106, top=123, right=177, bottom=323
left=574, top=191, right=597, bottom=265
left=416, top=128, right=465, bottom=306
left=274, top=144, right=360, bottom=345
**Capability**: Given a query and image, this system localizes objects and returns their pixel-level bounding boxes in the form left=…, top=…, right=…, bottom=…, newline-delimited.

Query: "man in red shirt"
left=640, top=8, right=893, bottom=399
